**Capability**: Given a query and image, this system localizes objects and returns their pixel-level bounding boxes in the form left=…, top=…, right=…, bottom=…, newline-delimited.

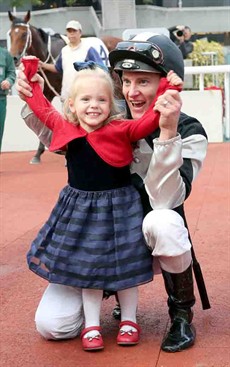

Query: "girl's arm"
left=22, top=57, right=66, bottom=131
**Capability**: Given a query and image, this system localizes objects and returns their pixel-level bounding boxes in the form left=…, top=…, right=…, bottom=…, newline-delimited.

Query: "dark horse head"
left=8, top=10, right=64, bottom=65
left=8, top=10, right=31, bottom=65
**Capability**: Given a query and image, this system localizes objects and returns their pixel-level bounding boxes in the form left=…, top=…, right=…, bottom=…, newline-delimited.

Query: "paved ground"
left=0, top=143, right=229, bottom=367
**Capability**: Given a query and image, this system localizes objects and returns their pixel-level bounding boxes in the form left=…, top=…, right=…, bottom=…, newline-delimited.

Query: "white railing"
left=184, top=64, right=230, bottom=139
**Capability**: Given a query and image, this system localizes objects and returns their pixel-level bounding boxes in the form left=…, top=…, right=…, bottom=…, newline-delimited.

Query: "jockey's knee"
left=34, top=284, right=83, bottom=340
left=143, top=209, right=184, bottom=246
left=142, top=209, right=191, bottom=258
left=35, top=310, right=83, bottom=340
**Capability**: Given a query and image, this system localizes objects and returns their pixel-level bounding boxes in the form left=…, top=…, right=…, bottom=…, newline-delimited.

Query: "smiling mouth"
left=130, top=101, right=145, bottom=108
left=87, top=112, right=100, bottom=116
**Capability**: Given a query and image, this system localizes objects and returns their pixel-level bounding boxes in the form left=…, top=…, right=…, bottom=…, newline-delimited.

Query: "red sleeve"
left=124, top=78, right=181, bottom=142
left=22, top=57, right=66, bottom=131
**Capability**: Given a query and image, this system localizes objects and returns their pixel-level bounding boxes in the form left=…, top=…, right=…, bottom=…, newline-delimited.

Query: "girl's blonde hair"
left=63, top=66, right=123, bottom=124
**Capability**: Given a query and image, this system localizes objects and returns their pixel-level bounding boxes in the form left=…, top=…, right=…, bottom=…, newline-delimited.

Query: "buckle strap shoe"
left=117, top=320, right=141, bottom=346
left=80, top=326, right=104, bottom=351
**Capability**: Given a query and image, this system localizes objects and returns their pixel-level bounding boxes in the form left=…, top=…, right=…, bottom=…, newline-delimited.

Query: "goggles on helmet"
left=115, top=41, right=164, bottom=64
left=110, top=41, right=168, bottom=75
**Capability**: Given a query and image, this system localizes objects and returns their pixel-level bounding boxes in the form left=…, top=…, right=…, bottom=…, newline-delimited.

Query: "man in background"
left=40, top=20, right=106, bottom=102
left=169, top=25, right=194, bottom=59
left=0, top=45, right=16, bottom=152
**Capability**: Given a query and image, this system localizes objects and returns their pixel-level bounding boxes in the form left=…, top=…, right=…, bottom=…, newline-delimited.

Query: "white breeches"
left=142, top=209, right=192, bottom=274
left=35, top=284, right=83, bottom=340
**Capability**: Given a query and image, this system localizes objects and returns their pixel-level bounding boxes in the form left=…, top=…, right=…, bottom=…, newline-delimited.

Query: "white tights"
left=82, top=287, right=138, bottom=337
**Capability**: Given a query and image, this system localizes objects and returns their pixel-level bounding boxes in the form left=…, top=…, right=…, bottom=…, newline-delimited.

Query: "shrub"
left=188, top=39, right=225, bottom=88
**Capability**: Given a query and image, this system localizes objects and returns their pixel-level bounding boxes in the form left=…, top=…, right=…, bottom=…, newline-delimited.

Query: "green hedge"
left=188, top=39, right=225, bottom=88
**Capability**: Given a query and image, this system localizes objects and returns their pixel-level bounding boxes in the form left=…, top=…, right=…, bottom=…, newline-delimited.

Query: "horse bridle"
left=10, top=21, right=60, bottom=97
left=10, top=22, right=55, bottom=64
left=10, top=22, right=32, bottom=60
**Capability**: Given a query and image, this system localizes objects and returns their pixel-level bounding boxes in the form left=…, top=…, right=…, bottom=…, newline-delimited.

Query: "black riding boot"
left=161, top=264, right=196, bottom=352
left=103, top=291, right=121, bottom=320
left=112, top=293, right=121, bottom=320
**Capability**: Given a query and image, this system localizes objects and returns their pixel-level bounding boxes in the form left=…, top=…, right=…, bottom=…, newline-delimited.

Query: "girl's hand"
left=167, top=70, right=183, bottom=88
left=16, top=61, right=44, bottom=100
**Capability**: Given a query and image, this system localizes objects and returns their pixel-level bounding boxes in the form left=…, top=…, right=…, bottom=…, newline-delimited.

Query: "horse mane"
left=37, top=28, right=49, bottom=44
left=52, top=33, right=63, bottom=40
left=37, top=28, right=63, bottom=44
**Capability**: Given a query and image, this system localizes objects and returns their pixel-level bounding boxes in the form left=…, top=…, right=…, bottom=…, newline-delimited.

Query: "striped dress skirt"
left=27, top=184, right=153, bottom=291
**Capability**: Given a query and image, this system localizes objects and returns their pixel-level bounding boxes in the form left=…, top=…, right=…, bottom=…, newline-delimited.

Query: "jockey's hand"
left=16, top=65, right=44, bottom=100
left=153, top=89, right=182, bottom=141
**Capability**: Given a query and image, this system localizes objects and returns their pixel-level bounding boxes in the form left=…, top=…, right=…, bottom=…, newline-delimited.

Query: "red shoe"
left=117, top=321, right=141, bottom=346
left=80, top=326, right=104, bottom=351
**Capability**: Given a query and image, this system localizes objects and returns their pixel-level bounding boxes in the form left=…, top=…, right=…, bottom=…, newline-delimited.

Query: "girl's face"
left=69, top=76, right=111, bottom=132
left=122, top=71, right=161, bottom=120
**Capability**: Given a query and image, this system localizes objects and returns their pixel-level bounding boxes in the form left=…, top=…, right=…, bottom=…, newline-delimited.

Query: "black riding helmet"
left=109, top=32, right=184, bottom=80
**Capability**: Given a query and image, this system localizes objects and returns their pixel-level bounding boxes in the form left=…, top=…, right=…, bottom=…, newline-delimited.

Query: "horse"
left=100, top=35, right=123, bottom=52
left=8, top=10, right=122, bottom=164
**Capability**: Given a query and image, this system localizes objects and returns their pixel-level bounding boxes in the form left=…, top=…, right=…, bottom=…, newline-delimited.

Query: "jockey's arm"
left=21, top=104, right=52, bottom=148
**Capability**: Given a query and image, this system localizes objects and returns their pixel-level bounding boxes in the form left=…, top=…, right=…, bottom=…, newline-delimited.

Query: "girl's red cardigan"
left=22, top=57, right=181, bottom=167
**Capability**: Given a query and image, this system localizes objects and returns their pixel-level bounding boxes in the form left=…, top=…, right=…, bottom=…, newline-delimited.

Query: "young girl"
left=22, top=57, right=182, bottom=351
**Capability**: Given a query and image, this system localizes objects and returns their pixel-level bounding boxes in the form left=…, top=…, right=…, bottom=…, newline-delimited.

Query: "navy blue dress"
left=27, top=137, right=153, bottom=291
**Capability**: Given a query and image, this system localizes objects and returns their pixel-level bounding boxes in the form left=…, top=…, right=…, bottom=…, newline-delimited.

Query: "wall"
left=1, top=89, right=223, bottom=153
left=163, top=0, right=230, bottom=6
left=181, top=89, right=223, bottom=142
left=136, top=6, right=230, bottom=35
left=1, top=96, right=63, bottom=153
left=1, top=5, right=230, bottom=41
left=0, top=7, right=96, bottom=42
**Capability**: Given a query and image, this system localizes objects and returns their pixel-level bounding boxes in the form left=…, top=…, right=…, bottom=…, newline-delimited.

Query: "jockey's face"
left=122, top=71, right=161, bottom=120
left=66, top=28, right=82, bottom=46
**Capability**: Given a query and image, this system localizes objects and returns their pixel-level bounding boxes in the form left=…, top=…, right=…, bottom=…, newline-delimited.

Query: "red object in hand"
left=21, top=57, right=39, bottom=82
left=21, top=57, right=42, bottom=104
